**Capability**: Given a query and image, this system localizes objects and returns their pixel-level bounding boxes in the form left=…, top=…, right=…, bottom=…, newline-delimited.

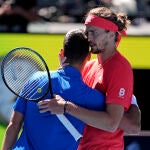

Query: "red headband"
left=85, top=14, right=127, bottom=46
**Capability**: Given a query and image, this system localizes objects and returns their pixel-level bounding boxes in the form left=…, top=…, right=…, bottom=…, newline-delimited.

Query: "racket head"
left=1, top=47, right=53, bottom=101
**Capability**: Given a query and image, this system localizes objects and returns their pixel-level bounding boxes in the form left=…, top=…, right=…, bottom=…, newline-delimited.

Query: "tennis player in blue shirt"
left=2, top=29, right=105, bottom=150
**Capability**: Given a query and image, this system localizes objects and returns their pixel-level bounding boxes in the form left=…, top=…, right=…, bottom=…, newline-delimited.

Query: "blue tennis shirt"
left=13, top=66, right=105, bottom=150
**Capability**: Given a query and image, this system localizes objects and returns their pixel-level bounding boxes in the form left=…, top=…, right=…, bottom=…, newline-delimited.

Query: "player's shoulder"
left=114, top=51, right=132, bottom=69
left=50, top=70, right=61, bottom=79
left=107, top=52, right=133, bottom=78
left=84, top=59, right=97, bottom=69
left=118, top=52, right=131, bottom=65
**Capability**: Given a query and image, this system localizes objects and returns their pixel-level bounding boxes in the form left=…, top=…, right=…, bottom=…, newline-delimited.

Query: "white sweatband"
left=131, top=95, right=139, bottom=107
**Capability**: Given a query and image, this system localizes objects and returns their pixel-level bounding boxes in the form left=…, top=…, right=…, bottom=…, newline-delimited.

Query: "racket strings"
left=4, top=58, right=42, bottom=92
left=7, top=50, right=45, bottom=70
left=5, top=64, right=48, bottom=100
left=21, top=74, right=49, bottom=100
left=5, top=69, right=43, bottom=96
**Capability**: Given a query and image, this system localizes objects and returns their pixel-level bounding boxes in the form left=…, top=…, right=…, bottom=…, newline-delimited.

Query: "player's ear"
left=59, top=49, right=64, bottom=58
left=58, top=49, right=68, bottom=69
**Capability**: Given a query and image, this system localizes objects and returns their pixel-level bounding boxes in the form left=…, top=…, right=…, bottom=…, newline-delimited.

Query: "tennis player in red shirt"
left=77, top=7, right=140, bottom=150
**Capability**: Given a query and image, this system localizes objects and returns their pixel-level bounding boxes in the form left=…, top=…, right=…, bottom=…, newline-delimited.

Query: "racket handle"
left=56, top=114, right=82, bottom=141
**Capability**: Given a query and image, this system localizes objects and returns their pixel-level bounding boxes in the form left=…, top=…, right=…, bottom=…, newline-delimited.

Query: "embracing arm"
left=119, top=104, right=141, bottom=135
left=1, top=110, right=23, bottom=150
left=38, top=94, right=141, bottom=134
left=119, top=95, right=141, bottom=134
left=64, top=101, right=124, bottom=132
left=38, top=95, right=124, bottom=132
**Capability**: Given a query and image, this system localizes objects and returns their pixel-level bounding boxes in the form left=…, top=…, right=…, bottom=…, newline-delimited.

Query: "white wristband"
left=131, top=95, right=139, bottom=107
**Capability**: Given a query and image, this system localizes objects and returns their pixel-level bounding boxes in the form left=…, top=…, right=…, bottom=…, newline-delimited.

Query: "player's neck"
left=71, top=63, right=85, bottom=72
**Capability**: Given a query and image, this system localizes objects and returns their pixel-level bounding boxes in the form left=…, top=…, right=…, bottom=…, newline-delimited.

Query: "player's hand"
left=37, top=95, right=66, bottom=114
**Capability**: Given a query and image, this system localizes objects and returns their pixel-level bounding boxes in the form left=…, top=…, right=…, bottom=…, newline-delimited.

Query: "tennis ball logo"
left=37, top=88, right=42, bottom=93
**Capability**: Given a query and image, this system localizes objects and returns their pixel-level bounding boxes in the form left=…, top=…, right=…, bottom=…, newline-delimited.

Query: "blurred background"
left=0, top=0, right=150, bottom=150
left=0, top=0, right=150, bottom=33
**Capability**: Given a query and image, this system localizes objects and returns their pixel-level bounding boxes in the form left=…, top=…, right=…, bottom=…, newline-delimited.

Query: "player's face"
left=85, top=25, right=109, bottom=54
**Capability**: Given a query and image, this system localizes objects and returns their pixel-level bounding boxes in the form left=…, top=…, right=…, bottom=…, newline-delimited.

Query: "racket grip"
left=56, top=114, right=82, bottom=141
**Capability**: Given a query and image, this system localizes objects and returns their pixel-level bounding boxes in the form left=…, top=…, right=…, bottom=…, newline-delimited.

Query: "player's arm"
left=38, top=95, right=124, bottom=132
left=1, top=110, right=23, bottom=150
left=66, top=102, right=124, bottom=132
left=119, top=96, right=141, bottom=134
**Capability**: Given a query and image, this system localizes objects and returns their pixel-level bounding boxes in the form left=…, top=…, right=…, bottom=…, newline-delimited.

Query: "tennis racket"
left=1, top=47, right=82, bottom=141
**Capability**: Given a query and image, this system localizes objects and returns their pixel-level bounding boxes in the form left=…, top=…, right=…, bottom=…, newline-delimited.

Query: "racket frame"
left=1, top=47, right=53, bottom=101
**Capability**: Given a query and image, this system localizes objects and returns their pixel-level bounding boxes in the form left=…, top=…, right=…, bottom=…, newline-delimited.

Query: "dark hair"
left=63, top=29, right=89, bottom=64
left=86, top=7, right=131, bottom=42
left=86, top=7, right=130, bottom=31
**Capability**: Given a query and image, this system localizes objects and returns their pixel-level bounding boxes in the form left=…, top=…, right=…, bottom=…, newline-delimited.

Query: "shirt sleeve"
left=13, top=97, right=27, bottom=115
left=105, top=63, right=133, bottom=111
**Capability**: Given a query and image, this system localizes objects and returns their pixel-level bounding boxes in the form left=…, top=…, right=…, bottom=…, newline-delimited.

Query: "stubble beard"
left=90, top=47, right=105, bottom=54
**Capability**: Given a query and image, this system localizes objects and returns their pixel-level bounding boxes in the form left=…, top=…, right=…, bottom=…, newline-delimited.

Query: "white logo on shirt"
left=119, top=88, right=125, bottom=97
